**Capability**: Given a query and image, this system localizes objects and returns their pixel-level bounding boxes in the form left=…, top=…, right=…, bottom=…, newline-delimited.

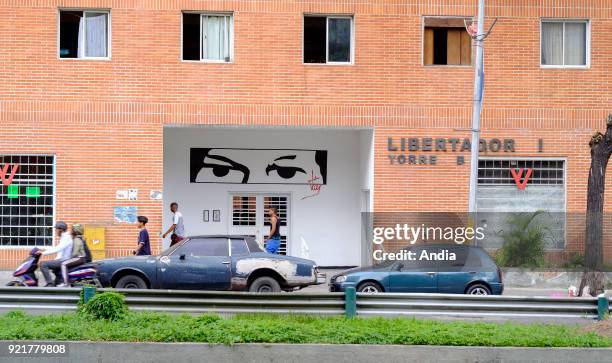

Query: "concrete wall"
left=5, top=342, right=612, bottom=363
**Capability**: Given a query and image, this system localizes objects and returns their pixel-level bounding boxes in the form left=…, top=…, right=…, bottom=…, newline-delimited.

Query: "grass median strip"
left=0, top=310, right=610, bottom=347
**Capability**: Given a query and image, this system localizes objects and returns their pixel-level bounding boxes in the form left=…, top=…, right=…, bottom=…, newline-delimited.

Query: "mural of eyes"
left=202, top=154, right=250, bottom=184
left=266, top=163, right=307, bottom=179
left=265, top=155, right=306, bottom=180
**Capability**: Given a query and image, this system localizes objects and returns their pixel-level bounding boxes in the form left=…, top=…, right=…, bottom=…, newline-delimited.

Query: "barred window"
left=478, top=159, right=564, bottom=185
left=0, top=155, right=54, bottom=247
left=232, top=195, right=256, bottom=226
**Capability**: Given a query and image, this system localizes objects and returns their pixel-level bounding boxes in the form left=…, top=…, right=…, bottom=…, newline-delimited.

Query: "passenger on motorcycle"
left=38, top=221, right=73, bottom=287
left=57, top=223, right=88, bottom=287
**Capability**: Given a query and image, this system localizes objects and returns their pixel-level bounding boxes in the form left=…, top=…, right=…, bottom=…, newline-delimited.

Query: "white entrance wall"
left=163, top=127, right=373, bottom=266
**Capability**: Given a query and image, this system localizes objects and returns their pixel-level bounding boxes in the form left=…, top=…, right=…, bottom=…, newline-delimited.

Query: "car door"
left=159, top=237, right=232, bottom=290
left=388, top=246, right=438, bottom=293
left=436, top=246, right=471, bottom=294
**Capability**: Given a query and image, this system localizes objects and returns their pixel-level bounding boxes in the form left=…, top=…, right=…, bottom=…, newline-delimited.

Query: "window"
left=182, top=13, right=233, bottom=62
left=245, top=237, right=263, bottom=253
left=0, top=155, right=54, bottom=247
left=232, top=196, right=256, bottom=226
left=230, top=238, right=249, bottom=256
left=423, top=18, right=472, bottom=66
left=304, top=16, right=352, bottom=64
left=478, top=159, right=565, bottom=186
left=476, top=158, right=566, bottom=250
left=541, top=20, right=588, bottom=67
left=59, top=10, right=109, bottom=58
left=179, top=238, right=229, bottom=256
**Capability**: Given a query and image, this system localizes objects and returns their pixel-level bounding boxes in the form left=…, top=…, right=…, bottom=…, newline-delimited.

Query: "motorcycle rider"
left=57, top=223, right=87, bottom=287
left=38, top=221, right=73, bottom=287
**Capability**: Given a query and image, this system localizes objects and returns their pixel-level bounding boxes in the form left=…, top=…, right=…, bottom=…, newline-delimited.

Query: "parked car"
left=94, top=235, right=326, bottom=292
left=329, top=244, right=503, bottom=295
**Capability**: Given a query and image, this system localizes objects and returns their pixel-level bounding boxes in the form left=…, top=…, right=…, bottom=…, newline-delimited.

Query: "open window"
left=59, top=10, right=109, bottom=59
left=423, top=17, right=471, bottom=66
left=182, top=12, right=233, bottom=62
left=304, top=15, right=353, bottom=64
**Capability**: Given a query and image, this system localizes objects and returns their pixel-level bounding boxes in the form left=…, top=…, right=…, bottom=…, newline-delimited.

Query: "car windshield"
left=161, top=239, right=188, bottom=256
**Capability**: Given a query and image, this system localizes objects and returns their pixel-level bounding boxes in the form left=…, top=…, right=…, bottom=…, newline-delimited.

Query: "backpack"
left=81, top=237, right=93, bottom=263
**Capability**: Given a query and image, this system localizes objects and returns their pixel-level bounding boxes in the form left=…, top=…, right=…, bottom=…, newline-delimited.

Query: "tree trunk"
left=579, top=115, right=612, bottom=297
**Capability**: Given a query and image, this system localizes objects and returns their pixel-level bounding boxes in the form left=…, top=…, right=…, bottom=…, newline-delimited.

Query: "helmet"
left=54, top=221, right=68, bottom=231
left=72, top=223, right=84, bottom=236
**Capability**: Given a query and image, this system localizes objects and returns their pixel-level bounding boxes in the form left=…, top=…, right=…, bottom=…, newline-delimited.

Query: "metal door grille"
left=478, top=159, right=564, bottom=185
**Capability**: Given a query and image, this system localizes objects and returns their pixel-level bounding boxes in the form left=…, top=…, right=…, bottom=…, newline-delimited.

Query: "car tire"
left=115, top=275, right=148, bottom=289
left=466, top=283, right=491, bottom=295
left=357, top=281, right=382, bottom=294
left=249, top=276, right=281, bottom=293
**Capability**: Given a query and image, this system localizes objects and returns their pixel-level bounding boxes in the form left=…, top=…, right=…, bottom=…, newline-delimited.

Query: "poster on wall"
left=190, top=148, right=328, bottom=185
left=113, top=206, right=138, bottom=224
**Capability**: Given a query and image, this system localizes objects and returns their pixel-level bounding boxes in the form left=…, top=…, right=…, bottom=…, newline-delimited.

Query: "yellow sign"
left=91, top=250, right=106, bottom=261
left=84, top=226, right=106, bottom=251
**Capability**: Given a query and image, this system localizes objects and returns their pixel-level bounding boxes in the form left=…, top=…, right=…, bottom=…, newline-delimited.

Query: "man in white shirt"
left=162, top=202, right=185, bottom=246
left=38, top=221, right=73, bottom=287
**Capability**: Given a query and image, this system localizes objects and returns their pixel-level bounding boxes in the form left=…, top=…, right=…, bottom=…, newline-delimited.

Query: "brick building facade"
left=1, top=0, right=611, bottom=267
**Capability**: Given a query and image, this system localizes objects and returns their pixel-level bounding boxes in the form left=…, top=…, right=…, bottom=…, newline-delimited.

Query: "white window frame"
left=0, top=154, right=56, bottom=249
left=181, top=12, right=234, bottom=63
left=303, top=14, right=354, bottom=65
left=57, top=9, right=111, bottom=60
left=540, top=19, right=590, bottom=69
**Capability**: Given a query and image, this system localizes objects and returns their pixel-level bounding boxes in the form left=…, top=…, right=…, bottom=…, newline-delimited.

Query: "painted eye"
left=275, top=166, right=300, bottom=179
left=212, top=165, right=230, bottom=177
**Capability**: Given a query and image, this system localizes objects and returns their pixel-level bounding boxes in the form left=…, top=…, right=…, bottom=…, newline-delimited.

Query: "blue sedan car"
left=95, top=235, right=325, bottom=292
left=329, top=244, right=503, bottom=295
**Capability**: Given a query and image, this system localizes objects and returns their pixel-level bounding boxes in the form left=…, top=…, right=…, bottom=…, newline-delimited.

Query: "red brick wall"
left=1, top=0, right=611, bottom=266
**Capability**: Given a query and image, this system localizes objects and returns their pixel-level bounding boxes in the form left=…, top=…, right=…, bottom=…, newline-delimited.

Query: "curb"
left=2, top=341, right=611, bottom=363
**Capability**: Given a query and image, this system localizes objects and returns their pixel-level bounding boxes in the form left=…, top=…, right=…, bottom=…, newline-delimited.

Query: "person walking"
left=38, top=221, right=73, bottom=286
left=162, top=202, right=185, bottom=246
left=264, top=207, right=282, bottom=254
left=57, top=223, right=87, bottom=287
left=133, top=216, right=151, bottom=255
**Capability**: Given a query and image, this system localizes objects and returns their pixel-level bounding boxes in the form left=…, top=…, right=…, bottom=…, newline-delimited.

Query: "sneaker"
left=56, top=283, right=68, bottom=288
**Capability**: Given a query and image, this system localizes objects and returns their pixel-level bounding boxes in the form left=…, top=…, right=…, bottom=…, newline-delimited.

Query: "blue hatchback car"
left=329, top=244, right=503, bottom=295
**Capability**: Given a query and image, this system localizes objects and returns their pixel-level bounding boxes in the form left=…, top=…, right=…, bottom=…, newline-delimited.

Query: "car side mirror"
left=179, top=254, right=186, bottom=260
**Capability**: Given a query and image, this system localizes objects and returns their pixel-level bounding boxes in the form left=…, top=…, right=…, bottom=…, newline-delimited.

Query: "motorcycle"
left=6, top=248, right=99, bottom=287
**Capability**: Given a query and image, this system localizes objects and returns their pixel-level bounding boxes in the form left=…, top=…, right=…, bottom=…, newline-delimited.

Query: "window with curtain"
left=304, top=16, right=353, bottom=64
left=541, top=20, right=587, bottom=67
left=182, top=13, right=233, bottom=62
left=59, top=10, right=109, bottom=58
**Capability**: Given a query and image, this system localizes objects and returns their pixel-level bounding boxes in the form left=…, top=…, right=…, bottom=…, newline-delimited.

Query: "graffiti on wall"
left=190, top=148, right=328, bottom=186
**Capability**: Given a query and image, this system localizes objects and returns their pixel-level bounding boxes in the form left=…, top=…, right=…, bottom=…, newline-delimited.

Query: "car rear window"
left=231, top=238, right=250, bottom=256
left=245, top=237, right=263, bottom=253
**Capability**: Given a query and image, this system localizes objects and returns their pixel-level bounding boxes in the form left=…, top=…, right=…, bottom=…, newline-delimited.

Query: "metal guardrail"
left=0, top=287, right=606, bottom=320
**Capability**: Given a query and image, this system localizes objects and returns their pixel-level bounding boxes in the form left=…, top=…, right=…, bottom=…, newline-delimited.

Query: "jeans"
left=60, top=257, right=86, bottom=285
left=265, top=238, right=281, bottom=254
left=40, top=259, right=65, bottom=286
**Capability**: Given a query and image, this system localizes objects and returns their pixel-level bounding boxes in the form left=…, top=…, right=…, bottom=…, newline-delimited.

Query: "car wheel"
left=466, top=284, right=491, bottom=295
left=249, top=276, right=281, bottom=293
left=357, top=281, right=382, bottom=294
left=115, top=275, right=147, bottom=289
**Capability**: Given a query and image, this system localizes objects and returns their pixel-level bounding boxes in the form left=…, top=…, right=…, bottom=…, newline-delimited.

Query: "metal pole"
left=468, top=0, right=485, bottom=216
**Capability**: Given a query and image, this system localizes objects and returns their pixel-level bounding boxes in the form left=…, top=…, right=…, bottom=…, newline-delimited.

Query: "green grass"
left=0, top=310, right=610, bottom=347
